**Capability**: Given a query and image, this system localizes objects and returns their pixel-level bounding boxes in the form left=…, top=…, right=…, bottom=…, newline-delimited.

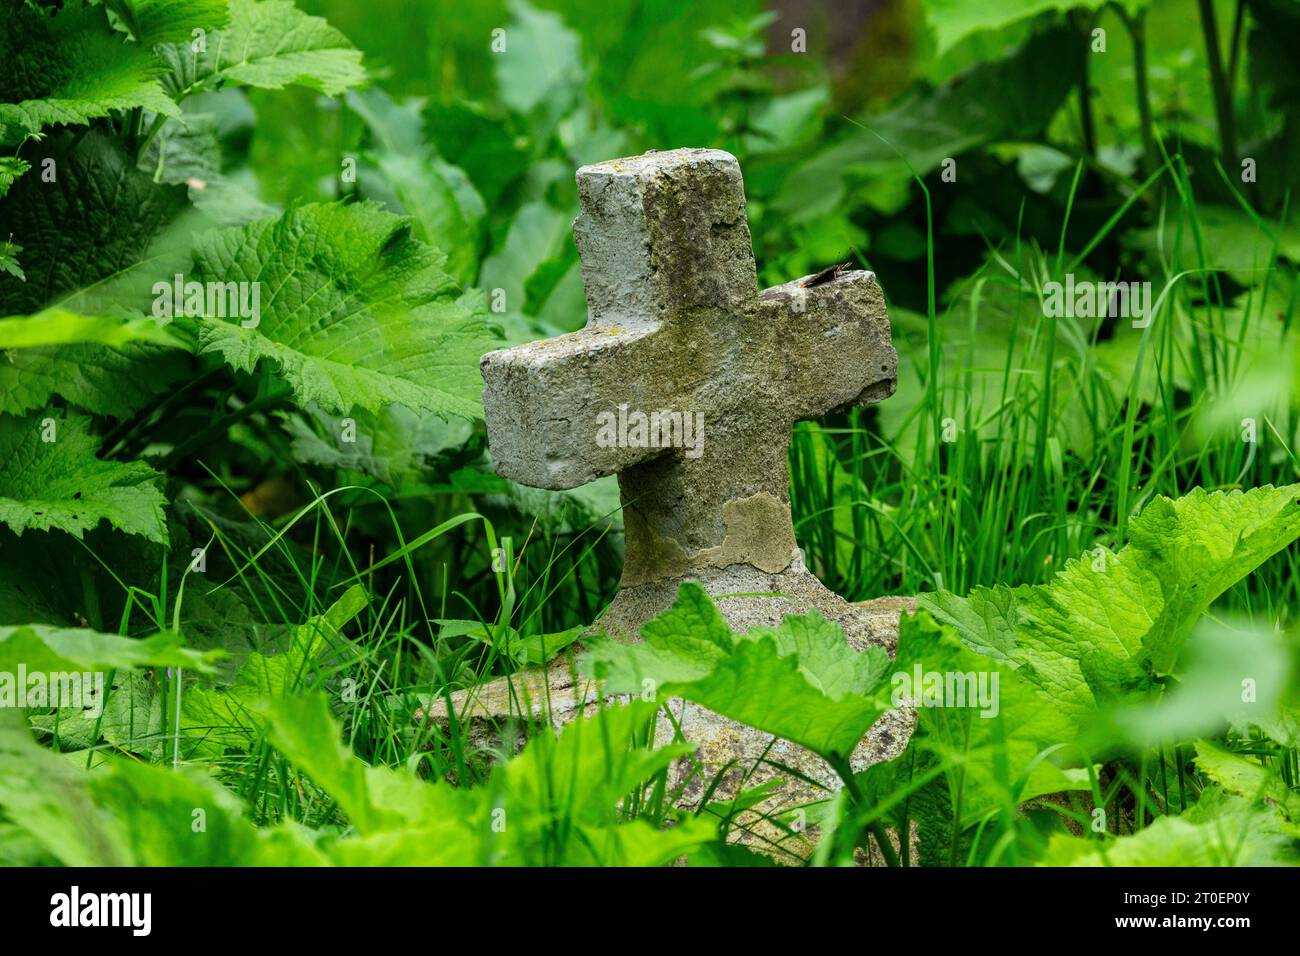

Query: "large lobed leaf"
left=261, top=693, right=712, bottom=866
left=0, top=412, right=168, bottom=543
left=584, top=582, right=894, bottom=762
left=920, top=484, right=1300, bottom=723
left=190, top=201, right=500, bottom=421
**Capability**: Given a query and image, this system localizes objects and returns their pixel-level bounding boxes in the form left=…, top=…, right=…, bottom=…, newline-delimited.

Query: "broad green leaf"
left=1110, top=618, right=1296, bottom=748
left=775, top=27, right=1081, bottom=223
left=347, top=88, right=486, bottom=285
left=190, top=201, right=499, bottom=420
left=920, top=484, right=1300, bottom=723
left=0, top=2, right=179, bottom=144
left=127, top=0, right=232, bottom=46
left=890, top=611, right=1092, bottom=828
left=0, top=624, right=216, bottom=674
left=1195, top=740, right=1300, bottom=819
left=158, top=0, right=366, bottom=98
left=1041, top=790, right=1300, bottom=866
left=585, top=583, right=893, bottom=761
left=493, top=0, right=583, bottom=115
left=282, top=404, right=473, bottom=489
left=0, top=713, right=325, bottom=866
left=0, top=412, right=168, bottom=543
left=0, top=132, right=193, bottom=416
left=0, top=310, right=185, bottom=349
left=478, top=200, right=574, bottom=341
left=921, top=0, right=1122, bottom=57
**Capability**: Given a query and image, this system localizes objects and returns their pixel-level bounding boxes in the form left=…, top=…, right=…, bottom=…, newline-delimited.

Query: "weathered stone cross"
left=443, top=149, right=911, bottom=859
left=483, top=147, right=899, bottom=642
left=481, top=148, right=899, bottom=647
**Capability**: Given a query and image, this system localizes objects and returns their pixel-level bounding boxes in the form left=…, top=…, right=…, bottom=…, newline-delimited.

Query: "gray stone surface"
left=480, top=148, right=898, bottom=603
left=456, top=148, right=909, bottom=861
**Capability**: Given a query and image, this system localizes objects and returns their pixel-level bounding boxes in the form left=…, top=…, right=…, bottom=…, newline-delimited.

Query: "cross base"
left=599, top=559, right=910, bottom=652
left=421, top=589, right=917, bottom=864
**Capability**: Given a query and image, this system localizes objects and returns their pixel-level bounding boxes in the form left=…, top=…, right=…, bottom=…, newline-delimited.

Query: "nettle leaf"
left=0, top=1, right=179, bottom=145
left=890, top=611, right=1091, bottom=828
left=0, top=412, right=168, bottom=543
left=0, top=131, right=193, bottom=416
left=158, top=0, right=366, bottom=98
left=585, top=582, right=893, bottom=761
left=920, top=484, right=1300, bottom=723
left=282, top=403, right=474, bottom=489
left=191, top=201, right=500, bottom=420
left=262, top=694, right=710, bottom=866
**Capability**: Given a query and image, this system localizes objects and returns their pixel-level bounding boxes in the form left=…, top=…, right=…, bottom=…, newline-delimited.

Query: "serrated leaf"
left=190, top=201, right=500, bottom=420
left=585, top=582, right=893, bottom=761
left=0, top=131, right=193, bottom=416
left=0, top=2, right=179, bottom=144
left=158, top=0, right=366, bottom=98
left=281, top=403, right=473, bottom=488
left=0, top=412, right=168, bottom=543
left=0, top=156, right=29, bottom=198
left=920, top=484, right=1300, bottom=723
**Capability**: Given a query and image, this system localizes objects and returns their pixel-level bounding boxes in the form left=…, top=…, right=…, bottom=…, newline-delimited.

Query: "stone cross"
left=482, top=148, right=899, bottom=647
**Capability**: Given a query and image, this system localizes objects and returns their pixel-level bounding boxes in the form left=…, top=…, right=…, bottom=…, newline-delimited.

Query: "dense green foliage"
left=0, top=0, right=1297, bottom=866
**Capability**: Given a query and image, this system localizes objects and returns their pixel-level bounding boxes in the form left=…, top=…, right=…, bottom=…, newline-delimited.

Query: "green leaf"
left=127, top=0, right=232, bottom=47
left=281, top=404, right=473, bottom=489
left=348, top=88, right=486, bottom=286
left=0, top=156, right=29, bottom=198
left=1195, top=740, right=1300, bottom=819
left=493, top=0, right=583, bottom=115
left=1041, top=790, right=1300, bottom=866
left=0, top=713, right=325, bottom=866
left=585, top=582, right=893, bottom=761
left=0, top=309, right=185, bottom=349
left=262, top=692, right=709, bottom=865
left=0, top=131, right=193, bottom=416
left=775, top=26, right=1082, bottom=223
left=920, top=484, right=1300, bottom=723
left=0, top=2, right=179, bottom=144
left=158, top=0, right=366, bottom=98
left=190, top=201, right=501, bottom=420
left=921, top=0, right=1119, bottom=57
left=180, top=585, right=368, bottom=756
left=0, top=624, right=216, bottom=674
left=0, top=412, right=168, bottom=543
left=890, top=611, right=1092, bottom=829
